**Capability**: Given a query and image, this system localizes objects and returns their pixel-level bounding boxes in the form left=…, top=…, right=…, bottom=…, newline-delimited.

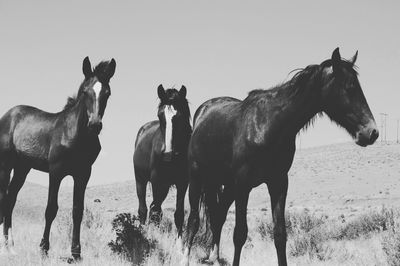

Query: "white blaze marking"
left=164, top=105, right=177, bottom=153
left=93, top=81, right=102, bottom=100
left=93, top=81, right=102, bottom=114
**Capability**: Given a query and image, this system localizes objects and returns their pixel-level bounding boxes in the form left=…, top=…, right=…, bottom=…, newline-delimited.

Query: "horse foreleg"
left=70, top=169, right=90, bottom=261
left=174, top=181, right=188, bottom=238
left=267, top=175, right=288, bottom=266
left=40, top=173, right=62, bottom=256
left=135, top=177, right=148, bottom=224
left=149, top=170, right=169, bottom=225
left=4, top=165, right=30, bottom=254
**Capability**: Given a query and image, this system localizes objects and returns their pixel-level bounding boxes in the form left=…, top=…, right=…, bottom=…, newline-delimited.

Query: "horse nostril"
left=370, top=129, right=379, bottom=142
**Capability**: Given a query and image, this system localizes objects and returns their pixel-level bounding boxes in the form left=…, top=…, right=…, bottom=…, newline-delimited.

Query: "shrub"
left=258, top=211, right=327, bottom=241
left=335, top=208, right=394, bottom=240
left=382, top=229, right=400, bottom=266
left=108, top=213, right=157, bottom=265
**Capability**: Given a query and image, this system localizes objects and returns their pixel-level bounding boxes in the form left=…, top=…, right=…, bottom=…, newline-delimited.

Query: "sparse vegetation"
left=4, top=142, right=400, bottom=265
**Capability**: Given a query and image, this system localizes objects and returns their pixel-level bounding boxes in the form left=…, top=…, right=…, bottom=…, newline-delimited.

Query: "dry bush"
left=335, top=208, right=394, bottom=240
left=257, top=208, right=396, bottom=262
left=258, top=210, right=327, bottom=241
left=108, top=213, right=157, bottom=265
left=381, top=210, right=400, bottom=266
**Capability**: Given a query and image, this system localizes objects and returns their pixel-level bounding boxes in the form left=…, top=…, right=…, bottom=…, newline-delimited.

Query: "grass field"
left=1, top=141, right=400, bottom=265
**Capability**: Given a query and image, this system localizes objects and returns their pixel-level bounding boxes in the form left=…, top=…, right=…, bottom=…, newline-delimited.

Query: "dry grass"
left=3, top=200, right=400, bottom=266
left=2, top=205, right=130, bottom=266
left=3, top=142, right=400, bottom=265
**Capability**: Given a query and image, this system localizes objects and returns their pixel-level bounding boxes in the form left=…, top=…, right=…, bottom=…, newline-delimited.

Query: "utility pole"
left=380, top=113, right=388, bottom=143
left=397, top=119, right=399, bottom=144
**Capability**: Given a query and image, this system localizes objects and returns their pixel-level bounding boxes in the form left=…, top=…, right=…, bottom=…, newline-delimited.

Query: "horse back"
left=189, top=97, right=241, bottom=167
left=193, top=96, right=240, bottom=127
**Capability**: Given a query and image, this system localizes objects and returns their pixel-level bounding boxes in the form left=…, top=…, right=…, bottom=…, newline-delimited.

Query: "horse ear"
left=82, top=56, right=92, bottom=78
left=106, top=58, right=116, bottom=79
left=179, top=85, right=187, bottom=98
left=331, top=47, right=341, bottom=74
left=351, top=51, right=358, bottom=66
left=157, top=84, right=166, bottom=100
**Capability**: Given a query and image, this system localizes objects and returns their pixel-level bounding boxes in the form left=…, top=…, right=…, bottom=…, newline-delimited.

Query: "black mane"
left=242, top=58, right=358, bottom=110
left=158, top=89, right=191, bottom=122
left=64, top=95, right=79, bottom=110
left=242, top=64, right=321, bottom=110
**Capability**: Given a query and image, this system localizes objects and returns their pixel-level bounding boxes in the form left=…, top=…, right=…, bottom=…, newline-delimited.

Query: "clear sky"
left=0, top=1, right=399, bottom=186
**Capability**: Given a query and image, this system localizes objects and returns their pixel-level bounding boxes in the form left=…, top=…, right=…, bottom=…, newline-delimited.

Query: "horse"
left=133, top=84, right=192, bottom=240
left=183, top=48, right=379, bottom=266
left=0, top=56, right=116, bottom=261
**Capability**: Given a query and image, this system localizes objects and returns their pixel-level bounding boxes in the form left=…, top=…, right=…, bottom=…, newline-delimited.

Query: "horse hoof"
left=8, top=247, right=17, bottom=256
left=176, top=237, right=184, bottom=252
left=67, top=257, right=79, bottom=264
left=40, top=248, right=49, bottom=259
left=0, top=246, right=8, bottom=256
left=181, top=257, right=189, bottom=266
left=60, top=256, right=81, bottom=264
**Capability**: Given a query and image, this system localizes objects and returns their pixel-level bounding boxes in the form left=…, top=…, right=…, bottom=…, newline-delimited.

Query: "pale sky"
left=0, top=1, right=399, bottom=186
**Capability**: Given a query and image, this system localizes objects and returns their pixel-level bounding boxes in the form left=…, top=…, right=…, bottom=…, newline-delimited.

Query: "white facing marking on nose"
left=164, top=105, right=177, bottom=153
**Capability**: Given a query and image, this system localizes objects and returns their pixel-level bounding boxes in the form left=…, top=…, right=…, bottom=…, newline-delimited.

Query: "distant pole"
left=397, top=119, right=399, bottom=144
left=380, top=113, right=388, bottom=143
left=385, top=114, right=388, bottom=142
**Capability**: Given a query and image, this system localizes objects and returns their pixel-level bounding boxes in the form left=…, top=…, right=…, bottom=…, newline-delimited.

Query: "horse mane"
left=64, top=95, right=79, bottom=110
left=63, top=82, right=86, bottom=111
left=158, top=89, right=192, bottom=122
left=242, top=64, right=322, bottom=110
left=93, top=61, right=112, bottom=82
left=242, top=57, right=358, bottom=110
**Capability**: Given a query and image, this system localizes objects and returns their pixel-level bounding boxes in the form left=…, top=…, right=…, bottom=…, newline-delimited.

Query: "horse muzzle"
left=355, top=124, right=379, bottom=147
left=88, top=121, right=103, bottom=135
left=162, top=151, right=174, bottom=162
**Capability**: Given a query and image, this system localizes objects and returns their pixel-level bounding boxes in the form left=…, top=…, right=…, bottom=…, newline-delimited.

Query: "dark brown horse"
left=133, top=85, right=191, bottom=240
left=0, top=57, right=115, bottom=261
left=183, top=48, right=378, bottom=266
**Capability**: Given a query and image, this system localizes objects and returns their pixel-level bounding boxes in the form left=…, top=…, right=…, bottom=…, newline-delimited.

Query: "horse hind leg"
left=182, top=162, right=202, bottom=266
left=208, top=184, right=235, bottom=263
left=232, top=185, right=251, bottom=266
left=3, top=164, right=30, bottom=254
left=39, top=172, right=62, bottom=256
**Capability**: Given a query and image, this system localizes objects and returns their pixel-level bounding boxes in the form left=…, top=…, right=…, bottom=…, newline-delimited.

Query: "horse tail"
left=197, top=184, right=224, bottom=249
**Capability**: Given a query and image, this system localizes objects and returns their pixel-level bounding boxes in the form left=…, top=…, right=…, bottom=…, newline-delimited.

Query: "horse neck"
left=242, top=78, right=322, bottom=143
left=62, top=94, right=91, bottom=140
